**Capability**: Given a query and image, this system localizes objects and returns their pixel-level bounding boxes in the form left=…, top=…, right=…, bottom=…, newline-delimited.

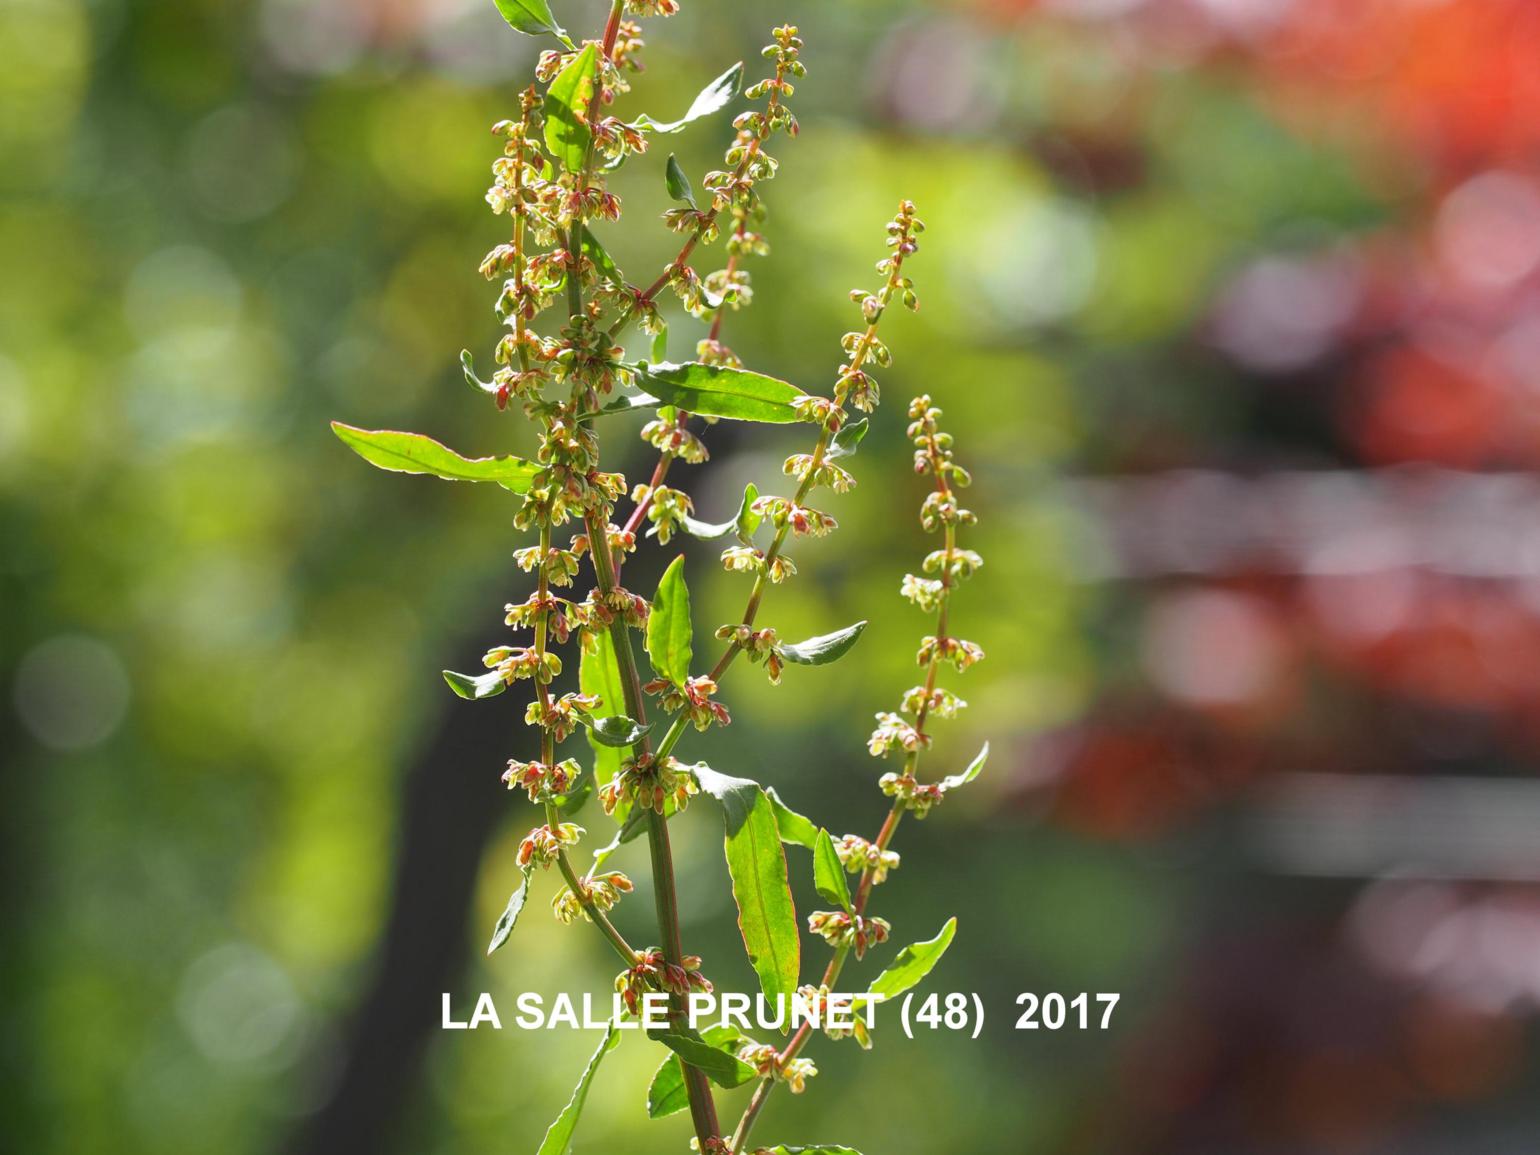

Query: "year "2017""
left=1015, top=992, right=1120, bottom=1030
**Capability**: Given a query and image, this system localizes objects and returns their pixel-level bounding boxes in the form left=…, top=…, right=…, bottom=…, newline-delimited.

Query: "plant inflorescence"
left=332, top=3, right=988, bottom=1152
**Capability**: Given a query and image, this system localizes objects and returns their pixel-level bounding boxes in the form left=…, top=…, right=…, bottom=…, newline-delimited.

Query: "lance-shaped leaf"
left=813, top=828, right=852, bottom=913
left=585, top=390, right=661, bottom=419
left=826, top=416, right=869, bottom=460
left=761, top=1147, right=864, bottom=1155
left=632, top=361, right=804, bottom=424
left=633, top=62, right=745, bottom=133
left=650, top=322, right=669, bottom=365
left=651, top=1030, right=756, bottom=1088
left=664, top=153, right=697, bottom=210
left=779, top=621, right=868, bottom=667
left=765, top=787, right=819, bottom=850
left=331, top=423, right=541, bottom=492
left=544, top=43, right=598, bottom=173
left=493, top=0, right=571, bottom=43
left=536, top=1020, right=621, bottom=1155
left=459, top=349, right=495, bottom=396
left=442, top=668, right=507, bottom=700
left=577, top=223, right=622, bottom=286
left=582, top=713, right=652, bottom=748
left=680, top=482, right=761, bottom=543
left=695, top=765, right=800, bottom=1000
left=646, top=555, right=693, bottom=686
left=580, top=631, right=628, bottom=785
left=487, top=866, right=533, bottom=955
left=939, top=741, right=989, bottom=792
left=867, top=917, right=957, bottom=1002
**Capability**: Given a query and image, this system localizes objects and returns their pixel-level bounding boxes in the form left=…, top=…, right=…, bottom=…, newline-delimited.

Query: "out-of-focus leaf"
left=779, top=621, right=867, bottom=666
left=580, top=631, right=628, bottom=783
left=665, top=153, right=697, bottom=209
left=760, top=1147, right=864, bottom=1155
left=695, top=765, right=800, bottom=1000
left=827, top=417, right=869, bottom=460
left=544, top=43, right=598, bottom=173
left=939, top=742, right=988, bottom=791
left=632, top=361, right=803, bottom=424
left=633, top=62, right=744, bottom=133
left=536, top=1020, right=621, bottom=1155
left=486, top=866, right=533, bottom=955
left=331, top=423, right=540, bottom=491
left=442, top=669, right=507, bottom=700
left=646, top=555, right=692, bottom=686
left=866, top=917, right=956, bottom=1002
left=649, top=324, right=669, bottom=365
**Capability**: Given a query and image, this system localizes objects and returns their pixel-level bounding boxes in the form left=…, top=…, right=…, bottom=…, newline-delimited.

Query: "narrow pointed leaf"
left=442, top=668, right=508, bottom=700
left=695, top=765, right=800, bottom=1000
left=486, top=866, right=533, bottom=955
left=580, top=631, right=628, bottom=784
left=765, top=787, right=819, bottom=850
left=867, top=917, right=957, bottom=1002
left=331, top=423, right=540, bottom=491
left=536, top=1020, right=621, bottom=1155
left=583, top=714, right=652, bottom=748
left=543, top=43, right=598, bottom=173
left=652, top=1031, right=756, bottom=1088
left=632, top=361, right=804, bottom=424
left=460, top=349, right=496, bottom=395
left=827, top=416, right=869, bottom=460
left=680, top=482, right=759, bottom=541
left=577, top=224, right=622, bottom=285
left=650, top=323, right=669, bottom=365
left=664, top=153, right=697, bottom=209
left=939, top=742, right=989, bottom=792
left=586, top=390, right=661, bottom=418
left=493, top=0, right=569, bottom=42
left=646, top=1054, right=689, bottom=1119
left=645, top=555, right=692, bottom=686
left=779, top=621, right=868, bottom=666
left=634, top=62, right=744, bottom=133
left=813, top=828, right=852, bottom=913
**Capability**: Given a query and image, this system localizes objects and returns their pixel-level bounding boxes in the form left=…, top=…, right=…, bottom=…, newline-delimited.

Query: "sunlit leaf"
left=695, top=765, right=800, bottom=1000
left=866, top=917, right=957, bottom=1002
left=765, top=787, right=818, bottom=850
left=779, top=621, right=867, bottom=666
left=332, top=423, right=541, bottom=491
left=580, top=632, right=628, bottom=783
left=646, top=555, right=692, bottom=687
left=680, top=482, right=760, bottom=542
left=632, top=361, right=804, bottom=424
left=939, top=742, right=988, bottom=792
left=583, top=713, right=652, bottom=748
left=544, top=43, right=598, bottom=173
left=536, top=1020, right=621, bottom=1155
left=492, top=0, right=570, bottom=43
left=665, top=153, right=696, bottom=209
left=633, top=62, right=744, bottom=133
left=442, top=668, right=507, bottom=700
left=578, top=223, right=623, bottom=286
left=652, top=1030, right=757, bottom=1088
left=827, top=417, right=869, bottom=460
left=813, top=828, right=852, bottom=913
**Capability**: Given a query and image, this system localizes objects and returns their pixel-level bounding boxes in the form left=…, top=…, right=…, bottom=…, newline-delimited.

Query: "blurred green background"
left=9, top=0, right=1540, bottom=1152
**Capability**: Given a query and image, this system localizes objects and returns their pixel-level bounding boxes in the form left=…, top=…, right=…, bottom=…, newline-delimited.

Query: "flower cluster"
left=516, top=822, right=583, bottom=870
left=738, top=1042, right=818, bottom=1093
left=714, top=623, right=782, bottom=684
left=835, top=834, right=901, bottom=885
left=502, top=757, right=579, bottom=802
left=643, top=674, right=730, bottom=731
left=615, top=948, right=711, bottom=1017
left=807, top=910, right=891, bottom=960
left=598, top=752, right=698, bottom=816
left=552, top=871, right=633, bottom=924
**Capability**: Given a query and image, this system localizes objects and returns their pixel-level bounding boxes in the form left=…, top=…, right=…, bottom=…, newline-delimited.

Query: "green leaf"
left=779, top=621, right=868, bottom=666
left=649, top=323, right=669, bottom=365
left=664, top=153, right=697, bottom=210
left=583, top=713, right=652, bottom=748
left=544, top=43, right=598, bottom=173
left=652, top=1031, right=757, bottom=1088
left=460, top=349, right=495, bottom=395
left=765, top=787, right=818, bottom=850
left=536, top=1020, right=621, bottom=1155
left=760, top=1147, right=864, bottom=1155
left=632, top=361, right=804, bottom=424
left=813, top=828, right=852, bottom=913
left=680, top=482, right=760, bottom=542
left=442, top=668, right=507, bottom=700
left=586, top=390, right=662, bottom=419
left=940, top=741, right=989, bottom=792
left=331, top=423, right=540, bottom=492
left=589, top=806, right=650, bottom=871
left=827, top=416, right=869, bottom=460
left=580, top=631, right=628, bottom=784
left=493, top=0, right=570, bottom=42
left=487, top=866, right=533, bottom=954
left=578, top=223, right=622, bottom=286
left=695, top=765, right=800, bottom=1000
left=634, top=62, right=745, bottom=133
left=646, top=1054, right=689, bottom=1119
left=646, top=555, right=692, bottom=687
left=867, top=917, right=957, bottom=1002
left=551, top=773, right=593, bottom=817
